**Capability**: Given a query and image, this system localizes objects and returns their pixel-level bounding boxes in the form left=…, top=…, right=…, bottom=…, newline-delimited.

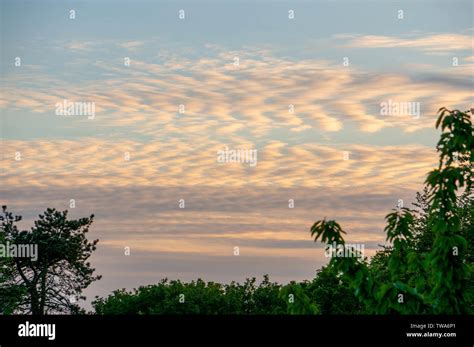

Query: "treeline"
left=92, top=271, right=361, bottom=315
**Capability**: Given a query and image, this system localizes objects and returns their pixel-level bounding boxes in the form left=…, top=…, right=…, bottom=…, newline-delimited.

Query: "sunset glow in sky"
left=1, top=0, right=472, bottom=304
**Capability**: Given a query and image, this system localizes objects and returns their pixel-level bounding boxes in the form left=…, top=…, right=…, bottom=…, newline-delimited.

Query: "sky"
left=0, top=0, right=473, bottom=307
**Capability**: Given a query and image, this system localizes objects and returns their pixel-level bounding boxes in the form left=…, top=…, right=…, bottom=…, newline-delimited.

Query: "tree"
left=279, top=282, right=319, bottom=314
left=303, top=266, right=363, bottom=314
left=310, top=108, right=473, bottom=314
left=0, top=206, right=101, bottom=314
left=0, top=209, right=27, bottom=314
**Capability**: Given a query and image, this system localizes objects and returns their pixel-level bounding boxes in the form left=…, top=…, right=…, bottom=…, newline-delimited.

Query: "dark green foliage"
left=0, top=206, right=101, bottom=314
left=93, top=274, right=365, bottom=315
left=0, top=209, right=27, bottom=314
left=279, top=282, right=319, bottom=314
left=311, top=219, right=346, bottom=245
left=304, top=266, right=362, bottom=314
left=93, top=275, right=305, bottom=315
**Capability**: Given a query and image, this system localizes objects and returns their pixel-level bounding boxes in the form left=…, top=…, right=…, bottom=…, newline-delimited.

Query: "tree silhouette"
left=0, top=208, right=26, bottom=314
left=0, top=207, right=101, bottom=314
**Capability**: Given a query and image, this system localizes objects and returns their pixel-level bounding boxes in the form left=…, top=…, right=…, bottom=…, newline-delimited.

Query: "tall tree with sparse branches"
left=0, top=206, right=101, bottom=314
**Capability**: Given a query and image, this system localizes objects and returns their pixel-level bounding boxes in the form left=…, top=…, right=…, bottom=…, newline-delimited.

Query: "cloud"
left=116, top=41, right=145, bottom=50
left=341, top=33, right=473, bottom=52
left=63, top=41, right=101, bottom=52
left=1, top=45, right=471, bottom=138
left=0, top=138, right=437, bottom=190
